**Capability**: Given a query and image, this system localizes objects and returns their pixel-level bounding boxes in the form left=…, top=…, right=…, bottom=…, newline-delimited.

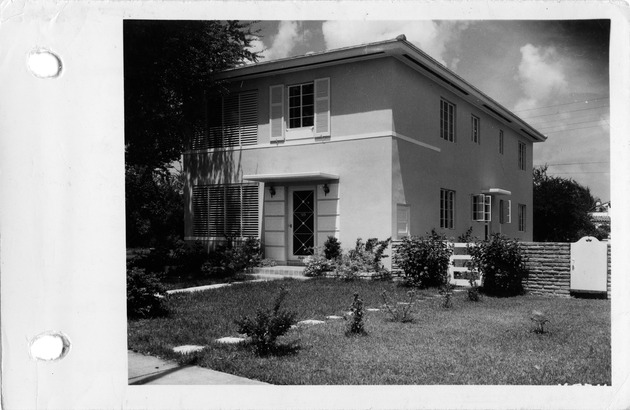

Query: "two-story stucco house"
left=183, top=36, right=546, bottom=265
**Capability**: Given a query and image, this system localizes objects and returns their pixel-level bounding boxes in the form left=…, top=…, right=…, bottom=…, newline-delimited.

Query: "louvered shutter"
left=192, top=186, right=210, bottom=236
left=223, top=94, right=240, bottom=147
left=506, top=200, right=512, bottom=224
left=269, top=85, right=284, bottom=142
left=239, top=91, right=258, bottom=146
left=314, top=77, right=330, bottom=137
left=241, top=185, right=260, bottom=237
left=224, top=186, right=242, bottom=236
left=208, top=186, right=225, bottom=236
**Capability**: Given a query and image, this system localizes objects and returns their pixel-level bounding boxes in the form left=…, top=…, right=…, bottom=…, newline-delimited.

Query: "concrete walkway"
left=128, top=351, right=268, bottom=385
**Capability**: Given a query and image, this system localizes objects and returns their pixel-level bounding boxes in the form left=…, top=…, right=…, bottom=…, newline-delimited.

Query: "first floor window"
left=499, top=199, right=511, bottom=224
left=192, top=184, right=259, bottom=237
left=518, top=203, right=526, bottom=232
left=288, top=82, right=314, bottom=129
left=440, top=189, right=455, bottom=229
left=472, top=194, right=491, bottom=221
left=397, top=204, right=411, bottom=238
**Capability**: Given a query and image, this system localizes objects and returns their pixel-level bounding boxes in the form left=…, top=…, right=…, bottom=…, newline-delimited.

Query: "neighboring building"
left=589, top=201, right=611, bottom=238
left=183, top=36, right=546, bottom=265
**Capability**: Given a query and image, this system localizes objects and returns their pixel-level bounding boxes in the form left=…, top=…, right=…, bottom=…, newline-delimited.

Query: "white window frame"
left=396, top=204, right=411, bottom=239
left=472, top=194, right=491, bottom=222
left=440, top=189, right=455, bottom=229
left=499, top=199, right=512, bottom=224
left=471, top=115, right=480, bottom=144
left=440, top=99, right=456, bottom=142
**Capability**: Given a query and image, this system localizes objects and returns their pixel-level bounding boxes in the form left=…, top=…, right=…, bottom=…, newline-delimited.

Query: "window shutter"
left=314, top=77, right=330, bottom=137
left=507, top=200, right=512, bottom=224
left=269, top=85, right=284, bottom=142
left=223, top=94, right=240, bottom=147
left=484, top=195, right=492, bottom=222
left=192, top=186, right=210, bottom=236
left=472, top=194, right=484, bottom=221
left=224, top=186, right=242, bottom=236
left=241, top=185, right=260, bottom=237
left=239, top=91, right=258, bottom=146
left=208, top=186, right=225, bottom=236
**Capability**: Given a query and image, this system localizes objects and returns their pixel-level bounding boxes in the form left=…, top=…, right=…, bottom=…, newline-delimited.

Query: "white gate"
left=570, top=236, right=608, bottom=294
left=448, top=243, right=480, bottom=287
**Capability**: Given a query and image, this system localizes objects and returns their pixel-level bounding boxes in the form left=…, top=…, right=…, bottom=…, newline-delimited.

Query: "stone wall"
left=521, top=242, right=611, bottom=299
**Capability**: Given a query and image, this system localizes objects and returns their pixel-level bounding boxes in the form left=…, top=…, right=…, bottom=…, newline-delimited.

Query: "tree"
left=124, top=20, right=261, bottom=247
left=533, top=165, right=601, bottom=242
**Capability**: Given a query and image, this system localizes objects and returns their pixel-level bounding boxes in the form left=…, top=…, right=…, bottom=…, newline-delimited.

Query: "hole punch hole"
left=30, top=332, right=71, bottom=361
left=27, top=48, right=62, bottom=78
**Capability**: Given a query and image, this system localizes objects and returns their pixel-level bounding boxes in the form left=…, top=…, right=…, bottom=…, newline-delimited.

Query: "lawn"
left=127, top=278, right=611, bottom=385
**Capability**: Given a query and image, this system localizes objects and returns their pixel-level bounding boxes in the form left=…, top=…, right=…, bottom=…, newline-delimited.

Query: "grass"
left=128, top=278, right=611, bottom=385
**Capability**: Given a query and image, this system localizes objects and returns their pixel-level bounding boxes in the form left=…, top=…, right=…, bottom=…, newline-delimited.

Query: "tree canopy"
left=124, top=20, right=261, bottom=247
left=124, top=20, right=261, bottom=173
left=533, top=165, right=604, bottom=242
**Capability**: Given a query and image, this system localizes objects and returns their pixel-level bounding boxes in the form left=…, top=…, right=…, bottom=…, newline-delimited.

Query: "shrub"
left=303, top=253, right=334, bottom=277
left=530, top=310, right=550, bottom=334
left=381, top=290, right=416, bottom=323
left=346, top=293, right=367, bottom=335
left=439, top=283, right=455, bottom=308
left=393, top=231, right=453, bottom=288
left=467, top=233, right=528, bottom=297
left=206, top=237, right=263, bottom=277
left=126, top=267, right=169, bottom=319
left=234, top=285, right=298, bottom=355
left=323, top=236, right=342, bottom=260
left=464, top=268, right=481, bottom=302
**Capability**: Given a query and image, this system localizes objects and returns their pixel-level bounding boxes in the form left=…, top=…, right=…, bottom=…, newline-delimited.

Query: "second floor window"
left=471, top=115, right=480, bottom=144
left=288, top=83, right=314, bottom=128
left=440, top=99, right=456, bottom=142
left=518, top=142, right=526, bottom=170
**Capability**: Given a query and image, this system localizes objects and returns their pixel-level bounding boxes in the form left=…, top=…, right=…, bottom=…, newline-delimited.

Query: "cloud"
left=514, top=44, right=568, bottom=111
left=321, top=20, right=469, bottom=69
left=252, top=21, right=310, bottom=61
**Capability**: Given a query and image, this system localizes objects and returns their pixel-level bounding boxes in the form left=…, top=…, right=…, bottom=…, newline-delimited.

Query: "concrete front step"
left=253, top=266, right=307, bottom=277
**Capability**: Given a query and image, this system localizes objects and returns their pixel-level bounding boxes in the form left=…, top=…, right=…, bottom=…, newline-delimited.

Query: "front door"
left=288, top=187, right=316, bottom=260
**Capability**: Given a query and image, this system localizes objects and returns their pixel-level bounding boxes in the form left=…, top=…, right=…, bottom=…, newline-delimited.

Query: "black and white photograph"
left=1, top=2, right=629, bottom=409
left=125, top=19, right=612, bottom=385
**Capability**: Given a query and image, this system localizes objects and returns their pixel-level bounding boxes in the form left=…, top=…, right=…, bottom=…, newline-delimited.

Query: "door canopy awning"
left=482, top=188, right=511, bottom=196
left=243, top=172, right=340, bottom=184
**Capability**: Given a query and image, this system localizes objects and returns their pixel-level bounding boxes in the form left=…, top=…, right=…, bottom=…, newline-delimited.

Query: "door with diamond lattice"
left=289, top=188, right=316, bottom=259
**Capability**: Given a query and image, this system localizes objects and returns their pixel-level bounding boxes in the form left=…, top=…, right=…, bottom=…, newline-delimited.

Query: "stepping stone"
left=397, top=302, right=410, bottom=305
left=215, top=337, right=246, bottom=344
left=366, top=308, right=380, bottom=312
left=297, top=319, right=325, bottom=326
left=172, top=345, right=204, bottom=354
left=326, top=315, right=343, bottom=320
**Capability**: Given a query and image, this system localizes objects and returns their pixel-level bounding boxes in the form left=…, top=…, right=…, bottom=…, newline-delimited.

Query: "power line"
left=539, top=161, right=609, bottom=166
left=536, top=118, right=606, bottom=132
left=513, top=97, right=609, bottom=113
left=520, top=104, right=609, bottom=120
left=544, top=124, right=609, bottom=134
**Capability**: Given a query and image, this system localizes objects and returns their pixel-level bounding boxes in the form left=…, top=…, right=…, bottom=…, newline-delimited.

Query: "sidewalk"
left=128, top=350, right=268, bottom=385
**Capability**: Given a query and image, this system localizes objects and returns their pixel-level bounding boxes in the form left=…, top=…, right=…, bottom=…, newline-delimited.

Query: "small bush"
left=323, top=236, right=342, bottom=260
left=468, top=234, right=528, bottom=297
left=393, top=231, right=453, bottom=288
left=381, top=290, right=416, bottom=323
left=207, top=237, right=263, bottom=277
left=234, top=285, right=298, bottom=355
left=346, top=293, right=367, bottom=335
left=126, top=267, right=169, bottom=319
left=303, top=253, right=334, bottom=277
left=439, top=283, right=455, bottom=309
left=464, top=268, right=481, bottom=302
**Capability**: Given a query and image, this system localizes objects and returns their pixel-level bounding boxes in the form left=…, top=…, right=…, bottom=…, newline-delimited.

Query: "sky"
left=248, top=20, right=611, bottom=202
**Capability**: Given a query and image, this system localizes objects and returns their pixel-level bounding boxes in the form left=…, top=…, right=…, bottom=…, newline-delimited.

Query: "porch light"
left=323, top=184, right=330, bottom=196
left=269, top=186, right=276, bottom=197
